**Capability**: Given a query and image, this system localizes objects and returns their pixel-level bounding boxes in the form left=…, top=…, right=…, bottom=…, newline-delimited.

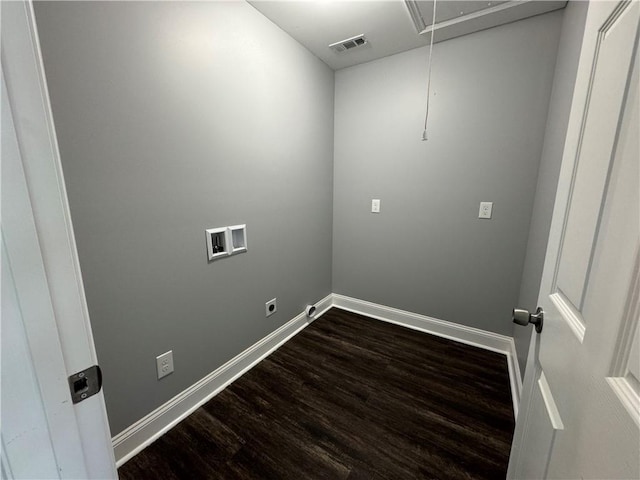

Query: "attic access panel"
left=418, top=1, right=509, bottom=26
left=406, top=0, right=568, bottom=42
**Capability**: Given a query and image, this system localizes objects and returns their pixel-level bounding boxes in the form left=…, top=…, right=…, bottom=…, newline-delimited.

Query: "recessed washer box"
left=206, top=227, right=230, bottom=261
left=228, top=224, right=247, bottom=255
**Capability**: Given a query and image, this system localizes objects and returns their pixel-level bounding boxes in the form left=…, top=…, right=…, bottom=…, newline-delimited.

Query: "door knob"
left=512, top=307, right=544, bottom=333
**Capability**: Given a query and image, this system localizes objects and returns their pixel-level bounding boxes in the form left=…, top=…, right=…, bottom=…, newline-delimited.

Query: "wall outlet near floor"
left=156, top=350, right=174, bottom=379
left=265, top=298, right=277, bottom=317
left=371, top=199, right=381, bottom=213
left=478, top=201, right=493, bottom=219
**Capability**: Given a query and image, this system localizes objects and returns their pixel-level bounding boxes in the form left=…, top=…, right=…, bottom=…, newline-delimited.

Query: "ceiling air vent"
left=329, top=34, right=368, bottom=54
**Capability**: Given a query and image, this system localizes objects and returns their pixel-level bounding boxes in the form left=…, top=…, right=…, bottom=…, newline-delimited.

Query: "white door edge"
left=1, top=1, right=117, bottom=477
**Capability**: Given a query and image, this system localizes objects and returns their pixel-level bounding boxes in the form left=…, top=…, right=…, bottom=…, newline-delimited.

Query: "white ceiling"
left=248, top=0, right=567, bottom=70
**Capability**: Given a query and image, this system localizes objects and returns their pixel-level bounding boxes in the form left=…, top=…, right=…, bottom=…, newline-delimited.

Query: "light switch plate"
left=371, top=199, right=381, bottom=213
left=479, top=202, right=493, bottom=219
left=156, top=350, right=174, bottom=379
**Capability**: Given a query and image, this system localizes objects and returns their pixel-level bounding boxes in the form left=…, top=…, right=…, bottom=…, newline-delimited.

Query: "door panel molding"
left=610, top=248, right=640, bottom=376
left=552, top=0, right=636, bottom=313
left=608, top=247, right=640, bottom=426
left=550, top=290, right=585, bottom=342
left=538, top=371, right=564, bottom=431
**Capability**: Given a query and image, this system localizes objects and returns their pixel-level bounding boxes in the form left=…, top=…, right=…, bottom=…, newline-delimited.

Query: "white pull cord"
left=422, top=0, right=437, bottom=141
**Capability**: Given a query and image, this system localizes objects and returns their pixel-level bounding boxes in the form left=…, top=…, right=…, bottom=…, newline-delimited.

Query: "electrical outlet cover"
left=265, top=298, right=277, bottom=317
left=156, top=350, right=174, bottom=379
left=479, top=202, right=493, bottom=219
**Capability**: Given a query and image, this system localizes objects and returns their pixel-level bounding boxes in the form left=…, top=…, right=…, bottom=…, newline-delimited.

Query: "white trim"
left=606, top=377, right=640, bottom=428
left=507, top=336, right=523, bottom=418
left=538, top=372, right=564, bottom=431
left=607, top=248, right=640, bottom=427
left=113, top=293, right=523, bottom=466
left=332, top=294, right=511, bottom=353
left=113, top=294, right=333, bottom=467
left=550, top=291, right=586, bottom=343
left=404, top=0, right=426, bottom=33
left=331, top=294, right=523, bottom=417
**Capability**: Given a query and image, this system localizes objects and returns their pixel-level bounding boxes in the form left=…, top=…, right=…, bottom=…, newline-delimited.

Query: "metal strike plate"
left=68, top=365, right=102, bottom=404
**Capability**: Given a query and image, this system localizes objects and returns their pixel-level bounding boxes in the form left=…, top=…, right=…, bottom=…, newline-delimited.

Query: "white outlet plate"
left=156, top=350, right=174, bottom=379
left=479, top=201, right=493, bottom=219
left=265, top=298, right=277, bottom=317
left=371, top=199, right=381, bottom=213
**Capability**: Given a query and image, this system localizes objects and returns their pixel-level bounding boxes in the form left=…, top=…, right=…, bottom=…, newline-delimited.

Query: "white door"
left=1, top=1, right=117, bottom=478
left=508, top=1, right=639, bottom=479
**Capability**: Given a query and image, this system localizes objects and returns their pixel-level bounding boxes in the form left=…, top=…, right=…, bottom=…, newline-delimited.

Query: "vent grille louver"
left=329, top=34, right=368, bottom=54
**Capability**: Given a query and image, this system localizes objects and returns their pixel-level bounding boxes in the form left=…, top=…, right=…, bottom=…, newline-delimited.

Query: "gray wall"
left=333, top=12, right=563, bottom=336
left=514, top=0, right=589, bottom=375
left=34, top=1, right=334, bottom=435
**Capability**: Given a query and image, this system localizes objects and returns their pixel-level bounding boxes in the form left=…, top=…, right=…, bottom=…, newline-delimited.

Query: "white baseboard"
left=507, top=337, right=523, bottom=418
left=331, top=294, right=523, bottom=417
left=113, top=292, right=523, bottom=466
left=112, top=294, right=333, bottom=467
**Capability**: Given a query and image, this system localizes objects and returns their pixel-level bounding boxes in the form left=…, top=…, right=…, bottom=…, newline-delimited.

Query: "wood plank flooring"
left=118, top=308, right=515, bottom=480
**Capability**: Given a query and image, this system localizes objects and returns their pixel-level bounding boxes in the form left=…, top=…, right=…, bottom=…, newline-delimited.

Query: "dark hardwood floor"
left=118, top=308, right=514, bottom=480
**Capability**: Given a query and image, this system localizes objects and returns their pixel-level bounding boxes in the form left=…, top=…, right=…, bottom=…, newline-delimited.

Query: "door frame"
left=1, top=0, right=117, bottom=477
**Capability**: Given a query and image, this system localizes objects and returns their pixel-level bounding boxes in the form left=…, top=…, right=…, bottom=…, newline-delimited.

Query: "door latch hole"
left=73, top=377, right=89, bottom=394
